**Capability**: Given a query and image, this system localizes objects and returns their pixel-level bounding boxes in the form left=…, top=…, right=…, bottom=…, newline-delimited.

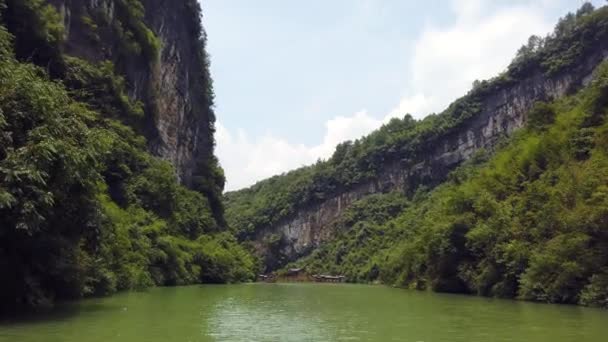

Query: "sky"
left=200, top=0, right=602, bottom=191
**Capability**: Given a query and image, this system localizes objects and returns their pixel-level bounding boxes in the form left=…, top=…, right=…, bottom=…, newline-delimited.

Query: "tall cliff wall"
left=48, top=0, right=215, bottom=186
left=255, top=42, right=608, bottom=270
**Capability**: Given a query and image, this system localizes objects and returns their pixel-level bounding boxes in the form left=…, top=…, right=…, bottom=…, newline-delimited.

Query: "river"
left=1, top=283, right=606, bottom=342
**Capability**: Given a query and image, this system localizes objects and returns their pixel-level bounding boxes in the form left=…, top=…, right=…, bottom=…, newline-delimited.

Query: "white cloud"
left=390, top=0, right=554, bottom=119
left=309, top=110, right=382, bottom=159
left=218, top=110, right=382, bottom=191
left=218, top=1, right=563, bottom=191
left=385, top=93, right=434, bottom=120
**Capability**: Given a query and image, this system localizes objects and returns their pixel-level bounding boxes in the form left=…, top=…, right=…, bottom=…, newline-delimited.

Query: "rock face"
left=48, top=0, right=214, bottom=186
left=256, top=43, right=608, bottom=270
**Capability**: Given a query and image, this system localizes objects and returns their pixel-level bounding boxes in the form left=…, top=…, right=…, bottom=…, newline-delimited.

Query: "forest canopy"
left=292, top=59, right=608, bottom=308
left=225, top=3, right=608, bottom=242
left=0, top=0, right=255, bottom=313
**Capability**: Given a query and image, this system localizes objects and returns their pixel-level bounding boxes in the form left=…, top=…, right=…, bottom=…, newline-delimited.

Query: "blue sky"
left=200, top=0, right=602, bottom=191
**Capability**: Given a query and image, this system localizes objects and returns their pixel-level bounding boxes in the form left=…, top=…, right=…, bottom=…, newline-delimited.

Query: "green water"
left=1, top=283, right=607, bottom=342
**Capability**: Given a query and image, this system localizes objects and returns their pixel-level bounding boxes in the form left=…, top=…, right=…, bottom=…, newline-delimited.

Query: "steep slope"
left=296, top=61, right=608, bottom=307
left=46, top=0, right=221, bottom=190
left=0, top=0, right=253, bottom=313
left=225, top=4, right=608, bottom=271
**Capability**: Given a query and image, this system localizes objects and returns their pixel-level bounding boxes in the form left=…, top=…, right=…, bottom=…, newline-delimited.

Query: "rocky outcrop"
left=256, top=43, right=608, bottom=270
left=48, top=0, right=214, bottom=186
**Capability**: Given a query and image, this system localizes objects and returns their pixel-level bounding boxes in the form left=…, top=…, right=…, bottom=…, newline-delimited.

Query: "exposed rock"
left=256, top=43, right=608, bottom=271
left=48, top=0, right=214, bottom=186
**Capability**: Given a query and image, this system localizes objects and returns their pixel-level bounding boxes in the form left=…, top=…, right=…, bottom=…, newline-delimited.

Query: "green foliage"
left=63, top=57, right=144, bottom=120
left=580, top=269, right=608, bottom=308
left=186, top=0, right=224, bottom=225
left=292, top=61, right=608, bottom=308
left=0, top=25, right=11, bottom=57
left=226, top=3, right=608, bottom=243
left=0, top=40, right=102, bottom=309
left=192, top=155, right=226, bottom=227
left=527, top=101, right=556, bottom=130
left=114, top=0, right=161, bottom=62
left=519, top=233, right=596, bottom=303
left=195, top=233, right=257, bottom=283
left=91, top=191, right=254, bottom=292
left=288, top=192, right=409, bottom=282
left=507, top=2, right=607, bottom=76
left=0, top=6, right=254, bottom=313
left=1, top=0, right=65, bottom=75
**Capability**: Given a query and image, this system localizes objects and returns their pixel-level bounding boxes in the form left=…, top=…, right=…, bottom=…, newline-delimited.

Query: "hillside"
left=225, top=3, right=608, bottom=307
left=3, top=0, right=608, bottom=314
left=0, top=0, right=254, bottom=313
left=294, top=63, right=608, bottom=307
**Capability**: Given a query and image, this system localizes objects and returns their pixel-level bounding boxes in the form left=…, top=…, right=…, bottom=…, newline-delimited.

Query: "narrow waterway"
left=1, top=283, right=607, bottom=342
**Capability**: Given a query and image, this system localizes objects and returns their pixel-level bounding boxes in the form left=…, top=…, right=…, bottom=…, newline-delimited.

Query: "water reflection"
left=1, top=283, right=607, bottom=342
left=206, top=284, right=331, bottom=341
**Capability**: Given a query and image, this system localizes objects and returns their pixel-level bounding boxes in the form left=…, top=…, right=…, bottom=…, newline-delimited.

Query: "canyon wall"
left=48, top=0, right=214, bottom=186
left=255, top=43, right=608, bottom=270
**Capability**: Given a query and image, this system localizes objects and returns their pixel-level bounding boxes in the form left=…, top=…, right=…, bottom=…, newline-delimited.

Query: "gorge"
left=0, top=0, right=253, bottom=313
left=1, top=0, right=608, bottom=322
left=245, top=40, right=608, bottom=268
left=225, top=3, right=608, bottom=307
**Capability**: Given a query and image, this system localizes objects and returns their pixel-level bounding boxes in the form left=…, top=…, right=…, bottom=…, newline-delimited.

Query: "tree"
left=527, top=101, right=556, bottom=130
left=577, top=2, right=595, bottom=18
left=472, top=79, right=482, bottom=90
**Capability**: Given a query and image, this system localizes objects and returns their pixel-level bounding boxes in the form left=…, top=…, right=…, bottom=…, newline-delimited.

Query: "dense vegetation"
left=223, top=3, right=608, bottom=308
left=0, top=0, right=254, bottom=313
left=2, top=0, right=607, bottom=314
left=292, top=61, right=608, bottom=308
left=225, top=3, right=608, bottom=240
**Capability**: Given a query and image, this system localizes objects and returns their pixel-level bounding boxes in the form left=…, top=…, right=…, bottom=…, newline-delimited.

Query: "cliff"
left=225, top=6, right=608, bottom=270
left=47, top=0, right=216, bottom=187
left=297, top=59, right=608, bottom=306
left=257, top=46, right=608, bottom=269
left=0, top=0, right=254, bottom=312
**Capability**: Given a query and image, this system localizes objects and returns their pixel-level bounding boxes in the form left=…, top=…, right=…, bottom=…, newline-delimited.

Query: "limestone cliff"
left=48, top=0, right=215, bottom=186
left=254, top=41, right=608, bottom=270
